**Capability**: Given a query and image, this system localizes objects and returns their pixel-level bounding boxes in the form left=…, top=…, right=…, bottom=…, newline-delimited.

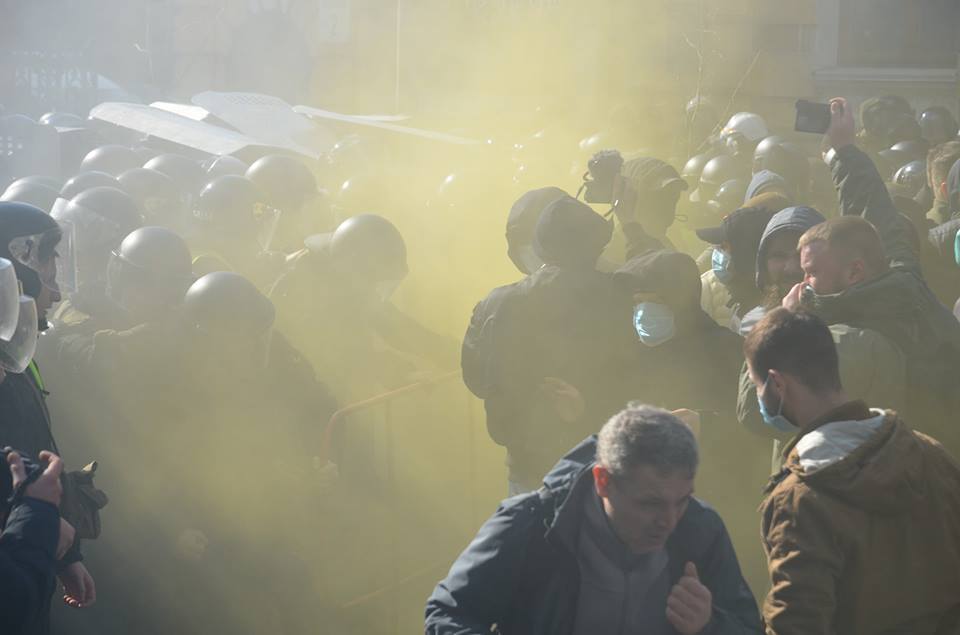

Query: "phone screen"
left=795, top=100, right=832, bottom=134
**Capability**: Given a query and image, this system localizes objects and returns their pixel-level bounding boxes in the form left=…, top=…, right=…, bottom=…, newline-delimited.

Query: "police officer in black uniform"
left=271, top=214, right=457, bottom=401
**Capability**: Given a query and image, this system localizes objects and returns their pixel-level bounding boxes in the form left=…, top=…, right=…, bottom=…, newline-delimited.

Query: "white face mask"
left=516, top=245, right=544, bottom=275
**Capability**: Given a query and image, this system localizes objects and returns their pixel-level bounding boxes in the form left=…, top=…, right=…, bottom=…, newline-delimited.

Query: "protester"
left=696, top=204, right=776, bottom=329
left=784, top=97, right=960, bottom=452
left=472, top=195, right=630, bottom=493
left=738, top=205, right=825, bottom=335
left=8, top=38, right=960, bottom=635
left=610, top=249, right=772, bottom=595
left=925, top=140, right=960, bottom=224
left=745, top=308, right=960, bottom=634
left=425, top=405, right=761, bottom=635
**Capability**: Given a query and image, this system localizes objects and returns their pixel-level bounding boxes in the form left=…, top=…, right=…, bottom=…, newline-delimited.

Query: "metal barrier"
left=321, top=370, right=496, bottom=635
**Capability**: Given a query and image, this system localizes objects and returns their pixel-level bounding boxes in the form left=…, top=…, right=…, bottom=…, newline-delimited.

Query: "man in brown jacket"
left=744, top=307, right=960, bottom=634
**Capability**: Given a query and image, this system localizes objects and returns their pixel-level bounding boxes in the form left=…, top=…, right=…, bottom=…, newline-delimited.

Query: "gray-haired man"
left=425, top=405, right=761, bottom=635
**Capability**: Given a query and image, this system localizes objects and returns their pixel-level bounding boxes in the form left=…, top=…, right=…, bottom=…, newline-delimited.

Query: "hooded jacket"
left=425, top=436, right=762, bottom=635
left=476, top=264, right=632, bottom=487
left=505, top=187, right=567, bottom=274
left=753, top=206, right=825, bottom=290
left=760, top=401, right=960, bottom=634
left=463, top=202, right=643, bottom=488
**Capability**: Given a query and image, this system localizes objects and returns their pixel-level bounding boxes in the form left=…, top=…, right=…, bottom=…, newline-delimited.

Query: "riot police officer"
left=271, top=214, right=456, bottom=401
left=919, top=106, right=959, bottom=148
left=118, top=167, right=188, bottom=230
left=752, top=135, right=810, bottom=200
left=188, top=175, right=282, bottom=286
left=246, top=154, right=332, bottom=251
left=48, top=186, right=143, bottom=332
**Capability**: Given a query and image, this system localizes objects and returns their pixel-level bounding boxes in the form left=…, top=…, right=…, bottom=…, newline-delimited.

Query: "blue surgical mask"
left=711, top=248, right=734, bottom=284
left=757, top=374, right=798, bottom=434
left=633, top=302, right=676, bottom=347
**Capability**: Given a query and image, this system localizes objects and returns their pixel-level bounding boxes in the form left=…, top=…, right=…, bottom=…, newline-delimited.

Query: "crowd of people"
left=444, top=96, right=960, bottom=634
left=0, top=90, right=958, bottom=634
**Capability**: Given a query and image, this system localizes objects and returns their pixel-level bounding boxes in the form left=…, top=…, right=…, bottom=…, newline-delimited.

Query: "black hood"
left=533, top=195, right=613, bottom=269
left=506, top=187, right=567, bottom=272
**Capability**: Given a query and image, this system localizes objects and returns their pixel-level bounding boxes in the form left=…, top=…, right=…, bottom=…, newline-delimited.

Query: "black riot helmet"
left=860, top=95, right=921, bottom=149
left=64, top=186, right=143, bottom=230
left=680, top=153, right=713, bottom=189
left=38, top=112, right=87, bottom=128
left=752, top=135, right=787, bottom=173
left=877, top=148, right=911, bottom=179
left=919, top=107, right=959, bottom=147
left=324, top=214, right=407, bottom=289
left=118, top=168, right=187, bottom=225
left=245, top=154, right=319, bottom=214
left=890, top=140, right=928, bottom=165
left=14, top=175, right=62, bottom=191
left=52, top=186, right=143, bottom=295
left=892, top=160, right=927, bottom=198
left=0, top=201, right=61, bottom=300
left=690, top=155, right=743, bottom=204
left=183, top=271, right=275, bottom=338
left=752, top=137, right=810, bottom=198
left=707, top=179, right=749, bottom=215
left=193, top=175, right=265, bottom=238
left=107, top=226, right=193, bottom=321
left=80, top=145, right=142, bottom=177
left=143, top=154, right=207, bottom=196
left=1, top=179, right=59, bottom=213
left=203, top=155, right=249, bottom=179
left=60, top=171, right=121, bottom=200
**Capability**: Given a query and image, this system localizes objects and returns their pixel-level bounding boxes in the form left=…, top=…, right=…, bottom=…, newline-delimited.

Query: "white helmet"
left=721, top=112, right=769, bottom=143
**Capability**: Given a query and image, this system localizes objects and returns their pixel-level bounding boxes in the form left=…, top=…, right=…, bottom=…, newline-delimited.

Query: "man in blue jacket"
left=425, top=405, right=761, bottom=635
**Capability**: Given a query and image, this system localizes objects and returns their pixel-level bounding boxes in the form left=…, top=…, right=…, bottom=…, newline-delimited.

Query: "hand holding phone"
left=825, top=97, right=856, bottom=150
left=795, top=100, right=832, bottom=134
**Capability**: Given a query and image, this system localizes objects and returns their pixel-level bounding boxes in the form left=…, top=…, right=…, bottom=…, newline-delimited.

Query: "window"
left=837, top=0, right=959, bottom=68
